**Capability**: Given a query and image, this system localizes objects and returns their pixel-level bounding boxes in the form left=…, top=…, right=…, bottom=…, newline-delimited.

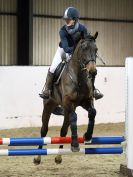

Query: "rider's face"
left=65, top=19, right=75, bottom=26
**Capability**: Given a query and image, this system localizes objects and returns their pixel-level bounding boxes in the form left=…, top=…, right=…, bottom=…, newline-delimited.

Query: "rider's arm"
left=59, top=30, right=74, bottom=54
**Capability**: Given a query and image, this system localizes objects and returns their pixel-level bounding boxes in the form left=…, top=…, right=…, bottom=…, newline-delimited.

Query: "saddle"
left=53, top=60, right=67, bottom=84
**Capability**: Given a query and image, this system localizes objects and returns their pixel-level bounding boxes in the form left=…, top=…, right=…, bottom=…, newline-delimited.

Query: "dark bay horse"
left=34, top=32, right=98, bottom=164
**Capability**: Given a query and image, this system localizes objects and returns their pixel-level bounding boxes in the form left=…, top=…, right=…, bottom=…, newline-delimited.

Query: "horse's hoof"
left=55, top=155, right=62, bottom=164
left=71, top=145, right=80, bottom=152
left=83, top=133, right=92, bottom=142
left=33, top=158, right=41, bottom=165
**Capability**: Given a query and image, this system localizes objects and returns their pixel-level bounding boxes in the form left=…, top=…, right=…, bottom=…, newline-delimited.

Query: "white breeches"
left=50, top=47, right=71, bottom=73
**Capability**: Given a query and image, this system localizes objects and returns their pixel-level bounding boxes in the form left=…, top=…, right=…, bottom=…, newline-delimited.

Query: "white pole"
left=126, top=57, right=133, bottom=171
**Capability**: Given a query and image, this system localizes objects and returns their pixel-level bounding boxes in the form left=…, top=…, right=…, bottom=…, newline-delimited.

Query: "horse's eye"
left=81, top=43, right=87, bottom=50
left=83, top=58, right=87, bottom=64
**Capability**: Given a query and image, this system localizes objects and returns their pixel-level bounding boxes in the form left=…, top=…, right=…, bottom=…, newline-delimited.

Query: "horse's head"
left=77, top=32, right=98, bottom=73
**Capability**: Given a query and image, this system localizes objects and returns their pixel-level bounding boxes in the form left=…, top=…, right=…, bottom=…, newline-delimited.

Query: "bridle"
left=76, top=39, right=97, bottom=72
left=66, top=39, right=97, bottom=90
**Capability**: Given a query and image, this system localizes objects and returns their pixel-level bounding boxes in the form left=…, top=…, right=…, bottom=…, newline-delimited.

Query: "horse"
left=34, top=32, right=98, bottom=165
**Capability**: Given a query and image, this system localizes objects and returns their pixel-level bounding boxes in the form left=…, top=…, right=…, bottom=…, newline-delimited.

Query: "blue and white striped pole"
left=0, top=147, right=123, bottom=156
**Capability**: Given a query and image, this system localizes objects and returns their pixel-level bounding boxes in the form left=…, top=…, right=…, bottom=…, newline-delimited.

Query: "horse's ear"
left=94, top=32, right=98, bottom=40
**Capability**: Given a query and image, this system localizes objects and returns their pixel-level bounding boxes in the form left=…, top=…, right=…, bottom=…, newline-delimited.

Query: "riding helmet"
left=63, top=7, right=79, bottom=20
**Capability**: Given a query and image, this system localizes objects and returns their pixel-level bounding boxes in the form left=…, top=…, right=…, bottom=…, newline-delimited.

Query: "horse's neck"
left=68, top=44, right=81, bottom=81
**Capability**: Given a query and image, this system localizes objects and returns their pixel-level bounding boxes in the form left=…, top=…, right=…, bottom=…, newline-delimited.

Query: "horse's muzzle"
left=85, top=61, right=96, bottom=73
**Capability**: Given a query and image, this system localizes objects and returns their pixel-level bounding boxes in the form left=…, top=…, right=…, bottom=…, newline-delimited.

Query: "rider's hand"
left=66, top=53, right=72, bottom=61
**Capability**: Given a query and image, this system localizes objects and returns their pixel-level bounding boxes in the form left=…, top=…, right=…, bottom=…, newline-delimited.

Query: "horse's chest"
left=75, top=81, right=92, bottom=101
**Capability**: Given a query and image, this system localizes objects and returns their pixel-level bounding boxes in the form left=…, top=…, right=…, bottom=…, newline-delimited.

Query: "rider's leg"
left=39, top=70, right=54, bottom=99
left=91, top=70, right=104, bottom=100
left=49, top=47, right=65, bottom=73
left=39, top=47, right=64, bottom=99
left=92, top=78, right=104, bottom=100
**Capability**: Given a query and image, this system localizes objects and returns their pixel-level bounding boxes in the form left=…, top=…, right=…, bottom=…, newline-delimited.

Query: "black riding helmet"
left=63, top=7, right=79, bottom=20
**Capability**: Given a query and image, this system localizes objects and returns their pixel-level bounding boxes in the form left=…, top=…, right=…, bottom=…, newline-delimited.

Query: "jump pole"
left=0, top=147, right=123, bottom=156
left=0, top=136, right=125, bottom=146
left=120, top=57, right=133, bottom=176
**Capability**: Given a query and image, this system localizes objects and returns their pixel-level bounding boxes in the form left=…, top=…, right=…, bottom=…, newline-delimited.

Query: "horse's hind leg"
left=34, top=100, right=57, bottom=165
left=81, top=100, right=96, bottom=141
left=55, top=112, right=70, bottom=164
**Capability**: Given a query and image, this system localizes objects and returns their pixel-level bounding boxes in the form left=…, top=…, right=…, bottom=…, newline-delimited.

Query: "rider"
left=39, top=7, right=103, bottom=100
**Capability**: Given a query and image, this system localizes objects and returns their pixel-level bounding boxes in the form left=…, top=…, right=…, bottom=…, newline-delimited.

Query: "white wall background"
left=0, top=66, right=125, bottom=130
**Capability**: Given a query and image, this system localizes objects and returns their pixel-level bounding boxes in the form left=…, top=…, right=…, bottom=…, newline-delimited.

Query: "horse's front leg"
left=33, top=100, right=57, bottom=165
left=55, top=111, right=70, bottom=164
left=64, top=96, right=79, bottom=152
left=33, top=125, right=47, bottom=165
left=84, top=103, right=96, bottom=141
left=69, top=110, right=80, bottom=152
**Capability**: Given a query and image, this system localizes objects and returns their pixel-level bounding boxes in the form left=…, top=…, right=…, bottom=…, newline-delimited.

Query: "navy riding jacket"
left=59, top=23, right=88, bottom=54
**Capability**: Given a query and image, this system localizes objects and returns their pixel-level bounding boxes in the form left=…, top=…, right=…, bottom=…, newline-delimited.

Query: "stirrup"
left=94, top=89, right=104, bottom=100
left=39, top=93, right=49, bottom=99
left=39, top=90, right=51, bottom=99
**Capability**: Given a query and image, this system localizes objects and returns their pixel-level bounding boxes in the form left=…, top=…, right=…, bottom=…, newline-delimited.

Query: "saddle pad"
left=53, top=61, right=66, bottom=84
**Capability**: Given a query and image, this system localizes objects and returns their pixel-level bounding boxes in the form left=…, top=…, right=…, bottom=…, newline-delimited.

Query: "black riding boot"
left=92, top=77, right=104, bottom=100
left=39, top=70, right=54, bottom=99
